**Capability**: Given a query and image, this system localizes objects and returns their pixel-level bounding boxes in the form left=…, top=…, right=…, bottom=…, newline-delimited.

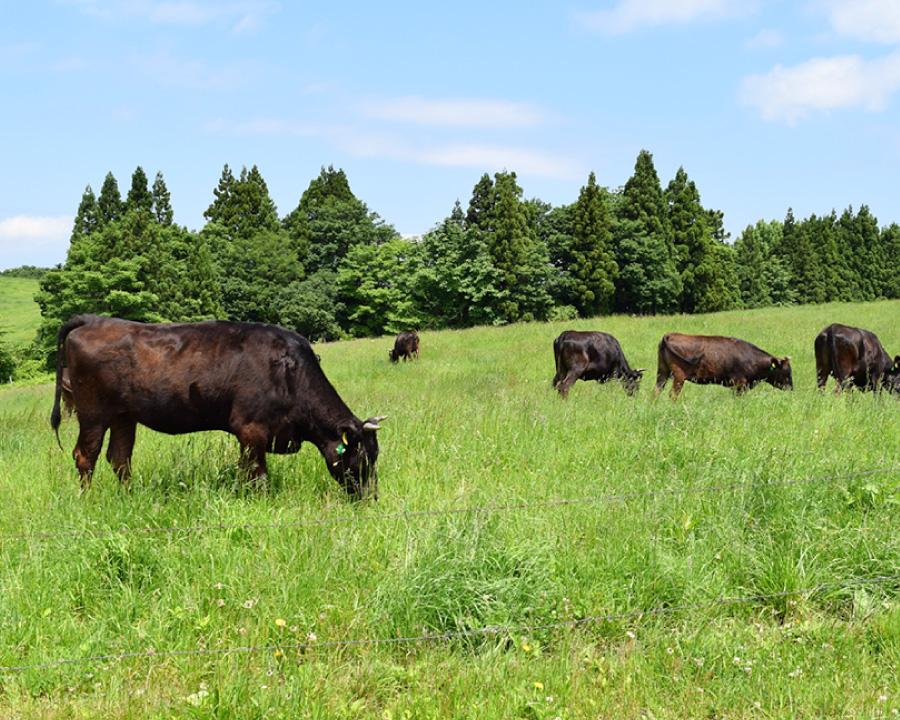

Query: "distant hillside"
left=0, top=277, right=41, bottom=346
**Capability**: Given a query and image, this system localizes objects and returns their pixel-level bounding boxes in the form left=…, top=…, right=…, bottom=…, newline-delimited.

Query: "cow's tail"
left=50, top=315, right=90, bottom=448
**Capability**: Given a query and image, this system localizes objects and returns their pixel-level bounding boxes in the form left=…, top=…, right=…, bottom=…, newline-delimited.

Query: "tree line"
left=9, top=149, right=900, bottom=371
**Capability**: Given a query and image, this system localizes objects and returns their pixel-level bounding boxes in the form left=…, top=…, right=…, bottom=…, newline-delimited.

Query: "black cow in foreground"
left=51, top=315, right=386, bottom=499
left=552, top=330, right=646, bottom=398
left=389, top=331, right=419, bottom=362
left=656, top=333, right=793, bottom=399
left=814, top=323, right=900, bottom=393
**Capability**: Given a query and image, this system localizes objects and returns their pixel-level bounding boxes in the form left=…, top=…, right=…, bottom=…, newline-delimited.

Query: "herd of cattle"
left=553, top=323, right=900, bottom=400
left=49, top=316, right=900, bottom=500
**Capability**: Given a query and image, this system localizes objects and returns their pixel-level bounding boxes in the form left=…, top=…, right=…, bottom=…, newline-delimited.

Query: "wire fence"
left=5, top=573, right=900, bottom=673
left=4, top=464, right=900, bottom=674
left=1, top=466, right=897, bottom=542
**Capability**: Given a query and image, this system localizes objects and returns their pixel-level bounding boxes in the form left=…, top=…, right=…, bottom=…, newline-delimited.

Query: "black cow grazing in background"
left=552, top=330, right=646, bottom=398
left=814, top=323, right=900, bottom=393
left=51, top=314, right=386, bottom=499
left=389, top=331, right=419, bottom=362
left=656, top=333, right=793, bottom=399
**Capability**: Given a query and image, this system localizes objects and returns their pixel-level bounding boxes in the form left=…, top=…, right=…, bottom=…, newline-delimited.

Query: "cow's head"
left=767, top=356, right=793, bottom=390
left=622, top=368, right=647, bottom=396
left=328, top=415, right=387, bottom=500
left=883, top=356, right=900, bottom=394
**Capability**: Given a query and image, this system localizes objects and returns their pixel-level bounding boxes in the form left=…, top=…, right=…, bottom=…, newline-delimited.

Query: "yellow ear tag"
left=342, top=432, right=348, bottom=445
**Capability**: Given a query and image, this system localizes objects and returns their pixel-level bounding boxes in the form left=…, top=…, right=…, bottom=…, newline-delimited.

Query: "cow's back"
left=64, top=317, right=321, bottom=435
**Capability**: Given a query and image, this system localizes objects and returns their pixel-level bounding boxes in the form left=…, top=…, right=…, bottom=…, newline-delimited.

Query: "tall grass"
left=3, top=301, right=900, bottom=717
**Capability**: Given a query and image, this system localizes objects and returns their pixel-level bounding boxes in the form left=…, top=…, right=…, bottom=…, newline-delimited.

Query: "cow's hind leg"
left=557, top=368, right=582, bottom=399
left=107, top=415, right=137, bottom=487
left=73, top=421, right=107, bottom=491
left=669, top=372, right=686, bottom=400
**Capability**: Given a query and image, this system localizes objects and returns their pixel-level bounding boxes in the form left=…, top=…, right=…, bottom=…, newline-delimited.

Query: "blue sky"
left=2, top=0, right=900, bottom=270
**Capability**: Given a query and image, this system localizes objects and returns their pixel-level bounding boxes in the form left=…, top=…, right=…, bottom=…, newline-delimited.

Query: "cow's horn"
left=635, top=368, right=648, bottom=374
left=363, top=422, right=381, bottom=431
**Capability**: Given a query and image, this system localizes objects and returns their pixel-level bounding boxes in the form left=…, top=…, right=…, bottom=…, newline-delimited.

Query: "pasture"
left=0, top=277, right=41, bottom=346
left=3, top=301, right=900, bottom=718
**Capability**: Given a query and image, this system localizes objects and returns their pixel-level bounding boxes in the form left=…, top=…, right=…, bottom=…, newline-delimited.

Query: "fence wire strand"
left=5, top=573, right=900, bottom=673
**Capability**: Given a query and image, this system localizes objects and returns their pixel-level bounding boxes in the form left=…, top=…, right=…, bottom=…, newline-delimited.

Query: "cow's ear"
left=893, top=355, right=900, bottom=372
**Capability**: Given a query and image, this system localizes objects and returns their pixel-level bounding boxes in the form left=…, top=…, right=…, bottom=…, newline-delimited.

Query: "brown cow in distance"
left=814, top=323, right=900, bottom=393
left=656, top=333, right=793, bottom=399
left=51, top=314, right=386, bottom=498
left=389, top=331, right=419, bottom=362
left=552, top=330, right=646, bottom=398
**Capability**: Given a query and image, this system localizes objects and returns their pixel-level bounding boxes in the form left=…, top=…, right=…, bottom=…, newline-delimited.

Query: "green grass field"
left=0, top=277, right=41, bottom=347
left=3, top=302, right=900, bottom=718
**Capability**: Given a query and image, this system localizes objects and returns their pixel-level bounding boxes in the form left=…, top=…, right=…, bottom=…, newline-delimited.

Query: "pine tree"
left=569, top=172, right=616, bottom=316
left=466, top=173, right=495, bottom=230
left=734, top=224, right=769, bottom=307
left=71, top=185, right=100, bottom=244
left=204, top=164, right=237, bottom=235
left=881, top=223, right=900, bottom=299
left=412, top=202, right=505, bottom=328
left=666, top=166, right=726, bottom=313
left=483, top=171, right=551, bottom=322
left=125, top=166, right=153, bottom=214
left=615, top=150, right=681, bottom=314
left=97, top=172, right=123, bottom=226
left=285, top=166, right=379, bottom=275
left=151, top=171, right=174, bottom=226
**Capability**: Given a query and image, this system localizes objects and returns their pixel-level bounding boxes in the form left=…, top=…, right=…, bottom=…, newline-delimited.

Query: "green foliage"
left=126, top=166, right=153, bottom=215
left=615, top=150, right=681, bottom=314
left=666, top=167, right=733, bottom=313
left=97, top=171, right=123, bottom=226
left=277, top=270, right=343, bottom=342
left=151, top=171, right=174, bottom=226
left=337, top=236, right=422, bottom=337
left=207, top=224, right=301, bottom=324
left=27, top=154, right=900, bottom=356
left=569, top=172, right=617, bottom=316
left=413, top=205, right=506, bottom=329
left=0, top=266, right=47, bottom=279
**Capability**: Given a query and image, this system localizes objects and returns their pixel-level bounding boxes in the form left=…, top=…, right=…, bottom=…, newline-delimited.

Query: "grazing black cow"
left=51, top=314, right=385, bottom=498
left=814, top=323, right=900, bottom=393
left=656, top=333, right=792, bottom=399
left=552, top=330, right=646, bottom=398
left=389, top=331, right=419, bottom=362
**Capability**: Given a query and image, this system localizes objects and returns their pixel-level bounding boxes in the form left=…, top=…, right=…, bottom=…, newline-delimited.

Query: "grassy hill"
left=0, top=276, right=40, bottom=346
left=2, top=302, right=900, bottom=717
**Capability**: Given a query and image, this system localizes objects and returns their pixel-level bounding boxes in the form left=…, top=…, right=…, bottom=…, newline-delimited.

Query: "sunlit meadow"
left=3, top=301, right=900, bottom=718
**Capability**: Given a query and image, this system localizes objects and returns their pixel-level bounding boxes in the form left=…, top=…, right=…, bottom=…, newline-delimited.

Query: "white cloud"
left=359, top=96, right=547, bottom=129
left=574, top=0, right=747, bottom=34
left=740, top=51, right=900, bottom=123
left=208, top=116, right=582, bottom=179
left=825, top=0, right=900, bottom=43
left=132, top=49, right=256, bottom=89
left=745, top=28, right=785, bottom=50
left=0, top=215, right=72, bottom=241
left=68, top=1, right=279, bottom=33
left=0, top=216, right=72, bottom=269
left=419, top=143, right=583, bottom=179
